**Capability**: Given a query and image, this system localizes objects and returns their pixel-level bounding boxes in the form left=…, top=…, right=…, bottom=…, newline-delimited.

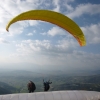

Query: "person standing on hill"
left=27, top=81, right=36, bottom=93
left=43, top=79, right=52, bottom=91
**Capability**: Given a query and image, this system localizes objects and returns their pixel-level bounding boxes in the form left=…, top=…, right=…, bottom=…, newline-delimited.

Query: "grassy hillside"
left=0, top=82, right=16, bottom=95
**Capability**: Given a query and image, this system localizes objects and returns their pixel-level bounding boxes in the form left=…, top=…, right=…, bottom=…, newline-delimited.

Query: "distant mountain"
left=0, top=70, right=42, bottom=78
left=0, top=69, right=100, bottom=77
left=91, top=70, right=100, bottom=75
left=0, top=81, right=16, bottom=95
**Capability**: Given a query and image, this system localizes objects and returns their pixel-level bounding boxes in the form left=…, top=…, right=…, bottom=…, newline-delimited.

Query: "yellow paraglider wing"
left=6, top=10, right=86, bottom=46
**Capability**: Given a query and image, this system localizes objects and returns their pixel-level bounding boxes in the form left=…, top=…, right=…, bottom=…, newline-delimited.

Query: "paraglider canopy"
left=6, top=10, right=86, bottom=46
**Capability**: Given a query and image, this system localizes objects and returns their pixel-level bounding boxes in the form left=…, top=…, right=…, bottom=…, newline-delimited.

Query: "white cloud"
left=64, top=0, right=74, bottom=3
left=0, top=0, right=42, bottom=36
left=0, top=38, right=9, bottom=44
left=81, top=23, right=100, bottom=44
left=15, top=38, right=77, bottom=58
left=7, top=38, right=76, bottom=67
left=8, top=22, right=24, bottom=36
left=47, top=26, right=67, bottom=36
left=40, top=32, right=46, bottom=35
left=0, top=24, right=7, bottom=34
left=64, top=4, right=74, bottom=12
left=33, top=30, right=36, bottom=33
left=0, top=37, right=99, bottom=70
left=28, top=20, right=39, bottom=26
left=53, top=0, right=74, bottom=12
left=56, top=39, right=77, bottom=51
left=20, top=39, right=51, bottom=52
left=7, top=20, right=39, bottom=36
left=53, top=0, right=60, bottom=12
left=8, top=40, right=100, bottom=70
left=0, top=1, right=21, bottom=17
left=26, top=33, right=33, bottom=36
left=67, top=3, right=100, bottom=18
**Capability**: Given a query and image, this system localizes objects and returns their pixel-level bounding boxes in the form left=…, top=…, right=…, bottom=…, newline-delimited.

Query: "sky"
left=0, top=0, right=100, bottom=71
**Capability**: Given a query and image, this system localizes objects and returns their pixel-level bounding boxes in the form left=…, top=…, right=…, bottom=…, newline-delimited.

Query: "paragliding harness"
left=43, top=79, right=52, bottom=91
